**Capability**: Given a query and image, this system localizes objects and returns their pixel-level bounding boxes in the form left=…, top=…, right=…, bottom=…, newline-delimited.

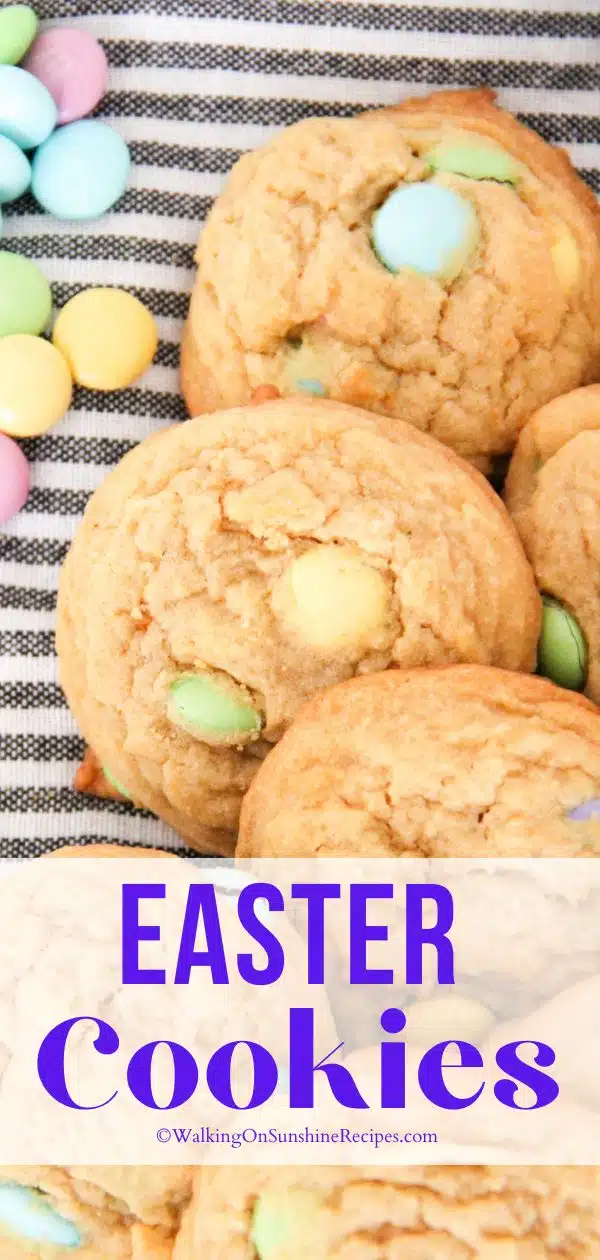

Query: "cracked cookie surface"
left=182, top=88, right=600, bottom=472
left=0, top=1166, right=187, bottom=1259
left=239, top=665, right=600, bottom=859
left=173, top=1164, right=600, bottom=1259
left=505, top=385, right=600, bottom=703
left=56, top=398, right=539, bottom=851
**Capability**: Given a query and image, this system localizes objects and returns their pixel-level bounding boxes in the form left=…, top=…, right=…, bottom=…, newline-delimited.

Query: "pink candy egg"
left=0, top=432, right=29, bottom=525
left=24, top=27, right=108, bottom=125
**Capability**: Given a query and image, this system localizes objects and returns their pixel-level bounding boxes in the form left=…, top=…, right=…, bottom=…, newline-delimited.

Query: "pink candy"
left=24, top=27, right=108, bottom=125
left=0, top=432, right=29, bottom=525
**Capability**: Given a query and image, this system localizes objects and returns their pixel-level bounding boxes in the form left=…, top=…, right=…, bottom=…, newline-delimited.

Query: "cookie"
left=238, top=664, right=600, bottom=859
left=0, top=845, right=191, bottom=1258
left=0, top=838, right=337, bottom=1255
left=342, top=991, right=600, bottom=1162
left=72, top=746, right=130, bottom=802
left=0, top=841, right=339, bottom=1254
left=0, top=1168, right=184, bottom=1259
left=181, top=87, right=600, bottom=472
left=505, top=384, right=600, bottom=702
left=56, top=398, right=539, bottom=851
left=173, top=1163, right=600, bottom=1258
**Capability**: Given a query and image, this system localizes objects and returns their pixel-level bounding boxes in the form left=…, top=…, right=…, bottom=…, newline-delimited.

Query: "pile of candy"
left=0, top=5, right=158, bottom=526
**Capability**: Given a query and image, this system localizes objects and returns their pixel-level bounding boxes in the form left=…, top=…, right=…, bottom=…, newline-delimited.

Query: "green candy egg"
left=103, top=767, right=132, bottom=800
left=252, top=1189, right=323, bottom=1260
left=0, top=5, right=38, bottom=65
left=0, top=252, right=52, bottom=338
left=167, top=672, right=263, bottom=747
left=426, top=140, right=521, bottom=185
left=537, top=596, right=587, bottom=691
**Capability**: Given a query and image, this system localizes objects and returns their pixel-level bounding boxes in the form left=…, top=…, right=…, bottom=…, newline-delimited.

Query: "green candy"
left=426, top=141, right=521, bottom=185
left=0, top=5, right=37, bottom=65
left=0, top=253, right=52, bottom=338
left=252, top=1189, right=323, bottom=1260
left=167, top=672, right=263, bottom=747
left=103, top=767, right=132, bottom=800
left=537, top=596, right=587, bottom=691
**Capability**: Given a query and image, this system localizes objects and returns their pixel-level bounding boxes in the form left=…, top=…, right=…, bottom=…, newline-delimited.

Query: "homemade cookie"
left=56, top=398, right=539, bottom=851
left=182, top=87, right=600, bottom=472
left=0, top=1167, right=184, bottom=1260
left=505, top=384, right=600, bottom=703
left=238, top=665, right=600, bottom=859
left=173, top=1164, right=600, bottom=1258
left=342, top=991, right=600, bottom=1162
left=1, top=842, right=337, bottom=1255
left=0, top=845, right=190, bottom=1258
left=72, top=746, right=131, bottom=802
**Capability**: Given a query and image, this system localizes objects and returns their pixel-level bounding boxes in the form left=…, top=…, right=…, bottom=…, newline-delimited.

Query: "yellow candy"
left=547, top=220, right=580, bottom=294
left=404, top=995, right=495, bottom=1046
left=272, top=544, right=390, bottom=652
left=53, top=287, right=158, bottom=391
left=0, top=334, right=72, bottom=438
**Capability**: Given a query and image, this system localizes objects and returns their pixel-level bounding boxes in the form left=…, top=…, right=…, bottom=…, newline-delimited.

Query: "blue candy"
left=0, top=65, right=56, bottom=149
left=568, top=799, right=600, bottom=822
left=0, top=1184, right=81, bottom=1247
left=276, top=1065, right=290, bottom=1094
left=371, top=182, right=479, bottom=282
left=32, top=120, right=130, bottom=221
left=296, top=377, right=326, bottom=396
left=0, top=135, right=30, bottom=203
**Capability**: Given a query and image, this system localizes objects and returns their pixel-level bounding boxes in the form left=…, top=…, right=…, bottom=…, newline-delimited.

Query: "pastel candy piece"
left=0, top=65, right=57, bottom=149
left=25, top=28, right=108, bottom=125
left=272, top=544, right=390, bottom=652
left=31, top=120, right=130, bottom=221
left=568, top=799, right=600, bottom=822
left=537, top=596, right=587, bottom=691
left=285, top=338, right=328, bottom=396
left=0, top=5, right=37, bottom=65
left=103, top=766, right=132, bottom=800
left=548, top=220, right=581, bottom=294
left=0, top=1183, right=81, bottom=1247
left=296, top=377, right=326, bottom=396
left=0, top=252, right=52, bottom=337
left=405, top=995, right=494, bottom=1046
left=426, top=139, right=521, bottom=184
left=252, top=1189, right=323, bottom=1260
left=371, top=181, right=479, bottom=283
left=276, top=1065, right=290, bottom=1093
left=0, top=136, right=31, bottom=203
left=0, top=335, right=72, bottom=438
left=52, top=288, right=158, bottom=390
left=167, top=672, right=263, bottom=747
left=0, top=432, right=29, bottom=524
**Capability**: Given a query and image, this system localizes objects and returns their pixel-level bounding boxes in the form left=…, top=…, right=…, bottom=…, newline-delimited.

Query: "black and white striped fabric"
left=1, top=0, right=599, bottom=858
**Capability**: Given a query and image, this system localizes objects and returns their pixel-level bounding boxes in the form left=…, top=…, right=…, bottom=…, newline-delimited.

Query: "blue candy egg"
left=371, top=182, right=479, bottom=283
left=0, top=65, right=56, bottom=149
left=0, top=1184, right=81, bottom=1247
left=0, top=135, right=31, bottom=203
left=568, top=799, right=600, bottom=822
left=296, top=377, right=327, bottom=397
left=32, top=120, right=130, bottom=221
